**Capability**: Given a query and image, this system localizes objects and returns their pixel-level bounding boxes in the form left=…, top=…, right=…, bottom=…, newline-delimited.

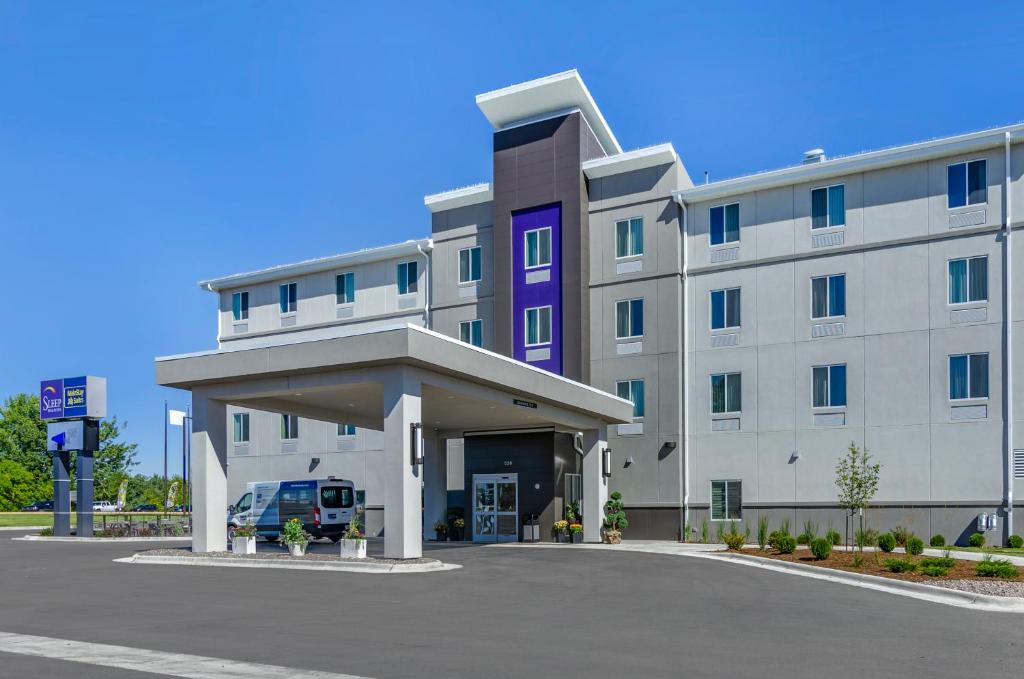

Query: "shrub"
left=851, top=553, right=865, bottom=568
left=976, top=558, right=1017, bottom=579
left=1008, top=535, right=1024, bottom=549
left=602, top=492, right=628, bottom=533
left=810, top=537, right=832, bottom=560
left=920, top=556, right=955, bottom=569
left=969, top=532, right=985, bottom=548
left=767, top=529, right=788, bottom=550
left=919, top=565, right=950, bottom=577
left=757, top=515, right=770, bottom=550
left=796, top=532, right=813, bottom=545
left=855, top=528, right=878, bottom=549
left=700, top=519, right=710, bottom=544
left=891, top=525, right=909, bottom=548
left=720, top=522, right=746, bottom=551
left=826, top=529, right=842, bottom=546
left=775, top=534, right=797, bottom=554
left=929, top=534, right=946, bottom=548
left=884, top=558, right=917, bottom=573
left=877, top=532, right=896, bottom=553
left=801, top=520, right=818, bottom=544
left=906, top=536, right=924, bottom=556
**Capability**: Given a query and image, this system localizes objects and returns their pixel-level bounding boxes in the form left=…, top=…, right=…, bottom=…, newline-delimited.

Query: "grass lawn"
left=0, top=512, right=184, bottom=528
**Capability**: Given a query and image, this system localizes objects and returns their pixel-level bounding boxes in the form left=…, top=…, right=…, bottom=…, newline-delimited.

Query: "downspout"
left=1005, top=132, right=1014, bottom=540
left=673, top=193, right=690, bottom=539
left=416, top=240, right=433, bottom=329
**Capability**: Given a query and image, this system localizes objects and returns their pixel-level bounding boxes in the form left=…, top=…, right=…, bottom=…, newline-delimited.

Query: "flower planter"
left=603, top=530, right=622, bottom=545
left=232, top=536, right=256, bottom=555
left=571, top=532, right=583, bottom=544
left=286, top=542, right=307, bottom=557
left=340, top=538, right=367, bottom=559
left=553, top=532, right=570, bottom=543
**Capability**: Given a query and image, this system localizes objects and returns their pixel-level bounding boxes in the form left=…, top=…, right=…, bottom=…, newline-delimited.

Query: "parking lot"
left=0, top=532, right=1021, bottom=678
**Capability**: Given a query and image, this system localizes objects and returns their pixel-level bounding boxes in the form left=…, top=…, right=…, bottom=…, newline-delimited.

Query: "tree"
left=0, top=458, right=48, bottom=511
left=93, top=417, right=139, bottom=501
left=835, top=441, right=881, bottom=551
left=0, top=394, right=48, bottom=480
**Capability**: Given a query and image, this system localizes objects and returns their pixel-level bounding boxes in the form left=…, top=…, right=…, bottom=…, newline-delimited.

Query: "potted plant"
left=433, top=520, right=448, bottom=541
left=232, top=523, right=257, bottom=555
left=569, top=523, right=584, bottom=544
left=452, top=517, right=466, bottom=541
left=553, top=519, right=569, bottom=542
left=602, top=491, right=628, bottom=544
left=281, top=518, right=309, bottom=557
left=340, top=515, right=367, bottom=559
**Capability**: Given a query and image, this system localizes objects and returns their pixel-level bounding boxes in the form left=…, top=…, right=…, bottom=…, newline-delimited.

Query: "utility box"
left=522, top=513, right=540, bottom=542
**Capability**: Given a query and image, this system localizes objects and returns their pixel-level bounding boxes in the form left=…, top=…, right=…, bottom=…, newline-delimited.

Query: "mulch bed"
left=740, top=547, right=1024, bottom=583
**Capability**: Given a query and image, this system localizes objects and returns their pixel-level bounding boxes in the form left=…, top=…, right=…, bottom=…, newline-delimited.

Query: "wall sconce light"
left=410, top=422, right=424, bottom=466
left=602, top=448, right=612, bottom=478
left=624, top=456, right=635, bottom=467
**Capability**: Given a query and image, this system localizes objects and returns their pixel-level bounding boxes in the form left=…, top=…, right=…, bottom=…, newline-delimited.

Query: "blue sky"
left=1, top=1, right=1022, bottom=475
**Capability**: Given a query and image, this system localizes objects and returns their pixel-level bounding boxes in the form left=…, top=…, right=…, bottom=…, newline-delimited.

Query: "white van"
left=227, top=478, right=357, bottom=542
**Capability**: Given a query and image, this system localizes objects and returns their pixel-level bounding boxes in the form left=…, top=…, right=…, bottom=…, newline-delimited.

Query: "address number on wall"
left=503, top=461, right=513, bottom=467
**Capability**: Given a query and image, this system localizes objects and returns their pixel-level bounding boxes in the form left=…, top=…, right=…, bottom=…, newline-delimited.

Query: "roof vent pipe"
left=803, top=148, right=826, bottom=164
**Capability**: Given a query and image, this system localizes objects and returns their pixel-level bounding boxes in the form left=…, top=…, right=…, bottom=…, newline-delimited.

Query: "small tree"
left=835, top=442, right=880, bottom=551
left=602, top=491, right=628, bottom=544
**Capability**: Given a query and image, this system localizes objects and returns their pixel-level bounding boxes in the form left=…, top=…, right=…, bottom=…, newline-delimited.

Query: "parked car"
left=21, top=500, right=53, bottom=512
left=131, top=503, right=158, bottom=512
left=92, top=501, right=117, bottom=512
left=169, top=505, right=191, bottom=513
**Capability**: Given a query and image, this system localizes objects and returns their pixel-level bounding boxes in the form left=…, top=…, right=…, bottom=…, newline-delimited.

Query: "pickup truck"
left=92, top=501, right=118, bottom=512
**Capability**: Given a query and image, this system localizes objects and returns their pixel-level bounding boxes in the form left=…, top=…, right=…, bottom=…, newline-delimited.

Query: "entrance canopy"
left=156, top=324, right=632, bottom=558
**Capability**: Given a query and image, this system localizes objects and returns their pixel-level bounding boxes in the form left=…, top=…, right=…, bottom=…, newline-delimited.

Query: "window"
left=459, top=246, right=482, bottom=283
left=280, top=414, right=299, bottom=440
left=811, top=274, right=846, bottom=319
left=811, top=184, right=845, bottom=229
left=948, top=257, right=988, bottom=304
left=949, top=353, right=989, bottom=400
left=278, top=282, right=297, bottom=314
left=615, top=298, right=644, bottom=339
left=231, top=292, right=249, bottom=322
left=615, top=217, right=643, bottom=258
left=616, top=380, right=645, bottom=418
left=524, top=227, right=552, bottom=268
left=711, top=480, right=741, bottom=521
left=812, top=365, right=847, bottom=408
left=525, top=306, right=552, bottom=346
left=335, top=273, right=354, bottom=305
left=710, top=288, right=741, bottom=330
left=710, top=373, right=742, bottom=414
left=337, top=423, right=356, bottom=437
left=710, top=203, right=740, bottom=246
left=397, top=261, right=418, bottom=295
left=235, top=492, right=252, bottom=513
left=948, top=159, right=987, bottom=208
left=232, top=413, right=249, bottom=443
left=320, top=486, right=354, bottom=509
left=459, top=319, right=483, bottom=347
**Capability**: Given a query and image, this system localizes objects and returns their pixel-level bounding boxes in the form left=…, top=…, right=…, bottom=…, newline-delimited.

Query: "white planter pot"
left=287, top=543, right=306, bottom=557
left=340, top=538, right=367, bottom=559
left=232, top=536, right=256, bottom=555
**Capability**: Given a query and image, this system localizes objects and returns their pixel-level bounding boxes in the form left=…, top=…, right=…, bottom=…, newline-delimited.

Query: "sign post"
left=40, top=377, right=106, bottom=537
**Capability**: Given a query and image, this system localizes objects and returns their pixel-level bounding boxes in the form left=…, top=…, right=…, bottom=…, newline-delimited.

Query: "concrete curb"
left=14, top=535, right=192, bottom=543
left=692, top=551, right=1024, bottom=613
left=0, top=526, right=48, bottom=532
left=115, top=553, right=462, bottom=574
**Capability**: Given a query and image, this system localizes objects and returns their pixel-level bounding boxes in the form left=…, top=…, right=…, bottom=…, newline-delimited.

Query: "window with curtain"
left=525, top=227, right=552, bottom=268
left=525, top=306, right=551, bottom=346
left=459, top=247, right=482, bottom=283
left=811, top=274, right=846, bottom=319
left=710, top=288, right=741, bottom=330
left=232, top=291, right=249, bottom=321
left=811, top=185, right=845, bottom=229
left=949, top=353, right=989, bottom=400
left=615, top=298, right=644, bottom=339
left=459, top=319, right=483, bottom=347
left=711, top=480, right=742, bottom=520
left=948, top=160, right=987, bottom=208
left=615, top=217, right=644, bottom=258
left=616, top=380, right=645, bottom=418
left=711, top=373, right=741, bottom=414
left=278, top=283, right=297, bottom=314
left=812, top=365, right=847, bottom=408
left=337, top=423, right=356, bottom=437
left=232, top=413, right=249, bottom=443
left=280, top=414, right=299, bottom=440
left=335, top=273, right=354, bottom=304
left=948, top=256, right=987, bottom=304
left=397, top=261, right=418, bottom=295
left=710, top=203, right=740, bottom=246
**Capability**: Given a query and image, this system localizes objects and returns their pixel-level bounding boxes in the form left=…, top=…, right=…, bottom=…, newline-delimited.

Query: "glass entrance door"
left=472, top=473, right=518, bottom=542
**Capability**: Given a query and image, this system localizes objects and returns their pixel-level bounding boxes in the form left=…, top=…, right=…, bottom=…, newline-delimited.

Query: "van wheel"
left=263, top=535, right=278, bottom=543
left=329, top=536, right=341, bottom=543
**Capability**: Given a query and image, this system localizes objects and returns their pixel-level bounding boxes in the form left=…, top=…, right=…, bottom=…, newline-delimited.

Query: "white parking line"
left=0, top=632, right=373, bottom=679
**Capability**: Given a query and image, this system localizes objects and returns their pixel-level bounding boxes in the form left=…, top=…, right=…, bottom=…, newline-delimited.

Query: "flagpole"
left=163, top=400, right=168, bottom=515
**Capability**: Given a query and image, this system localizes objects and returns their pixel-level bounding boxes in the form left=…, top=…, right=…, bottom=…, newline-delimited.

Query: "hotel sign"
left=39, top=376, right=107, bottom=420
